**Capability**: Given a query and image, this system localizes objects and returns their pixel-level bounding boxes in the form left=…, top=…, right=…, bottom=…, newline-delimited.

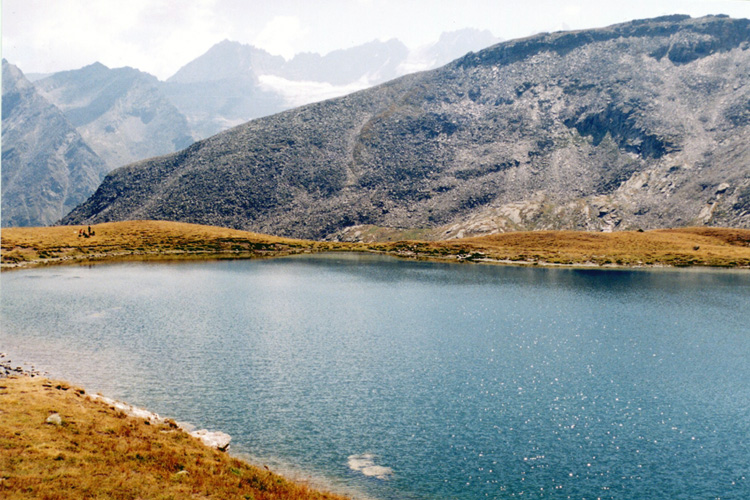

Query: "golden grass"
left=2, top=220, right=749, bottom=269
left=0, top=220, right=358, bottom=268
left=0, top=376, right=348, bottom=500
left=387, top=227, right=750, bottom=267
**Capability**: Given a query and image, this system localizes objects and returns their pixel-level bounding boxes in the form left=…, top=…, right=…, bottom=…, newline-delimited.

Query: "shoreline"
left=0, top=352, right=46, bottom=378
left=2, top=221, right=749, bottom=271
left=0, top=358, right=355, bottom=500
left=0, top=232, right=743, bottom=498
left=3, top=246, right=749, bottom=272
left=0, top=352, right=230, bottom=451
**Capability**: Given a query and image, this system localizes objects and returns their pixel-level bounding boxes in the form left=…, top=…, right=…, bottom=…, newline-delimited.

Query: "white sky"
left=2, top=0, right=749, bottom=81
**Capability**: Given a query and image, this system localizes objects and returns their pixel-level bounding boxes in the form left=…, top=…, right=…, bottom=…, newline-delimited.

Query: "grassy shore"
left=0, top=220, right=356, bottom=268
left=0, top=375, right=349, bottom=500
left=373, top=226, right=750, bottom=268
left=2, top=220, right=749, bottom=269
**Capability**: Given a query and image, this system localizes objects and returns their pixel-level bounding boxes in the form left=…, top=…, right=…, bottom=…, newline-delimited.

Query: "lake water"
left=1, top=254, right=749, bottom=499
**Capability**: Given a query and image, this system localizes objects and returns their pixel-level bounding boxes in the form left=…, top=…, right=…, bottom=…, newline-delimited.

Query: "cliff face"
left=2, top=60, right=107, bottom=227
left=62, top=16, right=750, bottom=239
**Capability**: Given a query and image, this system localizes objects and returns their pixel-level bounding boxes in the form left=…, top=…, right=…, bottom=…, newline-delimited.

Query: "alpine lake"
left=2, top=254, right=749, bottom=500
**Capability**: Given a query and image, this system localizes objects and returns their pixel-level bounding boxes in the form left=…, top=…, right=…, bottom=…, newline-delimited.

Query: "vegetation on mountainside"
left=0, top=376, right=348, bottom=500
left=2, top=221, right=749, bottom=269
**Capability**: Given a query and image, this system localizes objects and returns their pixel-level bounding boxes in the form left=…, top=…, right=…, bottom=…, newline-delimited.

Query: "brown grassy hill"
left=2, top=221, right=749, bottom=269
left=0, top=220, right=355, bottom=268
left=0, top=376, right=348, bottom=500
left=386, top=227, right=750, bottom=267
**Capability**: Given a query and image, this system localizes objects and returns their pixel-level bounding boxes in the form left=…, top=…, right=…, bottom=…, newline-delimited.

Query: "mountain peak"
left=2, top=59, right=33, bottom=94
left=166, top=40, right=284, bottom=84
left=33, top=62, right=192, bottom=168
left=80, top=61, right=110, bottom=73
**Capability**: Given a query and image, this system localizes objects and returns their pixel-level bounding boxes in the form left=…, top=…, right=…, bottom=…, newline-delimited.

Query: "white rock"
left=89, top=393, right=231, bottom=451
left=46, top=413, right=62, bottom=425
left=90, top=394, right=162, bottom=423
left=190, top=429, right=231, bottom=451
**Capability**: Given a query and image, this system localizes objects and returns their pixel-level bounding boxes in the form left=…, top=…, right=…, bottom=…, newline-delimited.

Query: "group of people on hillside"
left=78, top=226, right=95, bottom=238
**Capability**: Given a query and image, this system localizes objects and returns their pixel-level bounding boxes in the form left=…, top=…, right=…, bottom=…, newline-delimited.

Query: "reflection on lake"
left=2, top=255, right=749, bottom=499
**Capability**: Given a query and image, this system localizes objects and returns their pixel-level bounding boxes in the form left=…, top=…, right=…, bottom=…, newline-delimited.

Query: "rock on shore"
left=0, top=353, right=45, bottom=378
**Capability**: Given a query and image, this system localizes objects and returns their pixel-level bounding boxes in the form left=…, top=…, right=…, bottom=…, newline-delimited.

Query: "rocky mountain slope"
left=35, top=63, right=194, bottom=170
left=1, top=30, right=499, bottom=228
left=62, top=15, right=750, bottom=239
left=2, top=60, right=107, bottom=227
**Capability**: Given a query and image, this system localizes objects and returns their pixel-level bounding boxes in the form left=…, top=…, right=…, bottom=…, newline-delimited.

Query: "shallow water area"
left=2, top=254, right=749, bottom=499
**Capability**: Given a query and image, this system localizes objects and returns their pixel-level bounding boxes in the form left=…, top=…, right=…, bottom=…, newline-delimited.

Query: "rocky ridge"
left=62, top=15, right=750, bottom=239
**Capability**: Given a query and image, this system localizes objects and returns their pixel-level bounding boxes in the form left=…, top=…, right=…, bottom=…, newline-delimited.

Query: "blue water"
left=1, top=254, right=749, bottom=499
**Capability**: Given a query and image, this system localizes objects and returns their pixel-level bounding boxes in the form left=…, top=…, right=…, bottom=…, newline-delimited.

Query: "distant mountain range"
left=2, top=29, right=500, bottom=226
left=161, top=28, right=501, bottom=138
left=62, top=15, right=750, bottom=239
left=34, top=63, right=194, bottom=170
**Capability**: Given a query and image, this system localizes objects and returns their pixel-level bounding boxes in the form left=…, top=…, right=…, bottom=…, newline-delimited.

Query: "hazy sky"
left=3, top=0, right=749, bottom=80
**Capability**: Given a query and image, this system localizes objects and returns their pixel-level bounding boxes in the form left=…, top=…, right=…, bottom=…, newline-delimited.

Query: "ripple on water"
left=2, top=257, right=750, bottom=500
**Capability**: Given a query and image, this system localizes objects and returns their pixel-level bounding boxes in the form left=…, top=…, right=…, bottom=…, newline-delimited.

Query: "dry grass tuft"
left=0, top=376, right=348, bottom=500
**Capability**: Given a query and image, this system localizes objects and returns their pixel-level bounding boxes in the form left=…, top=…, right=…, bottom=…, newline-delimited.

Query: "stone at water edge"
left=88, top=393, right=231, bottom=451
left=190, top=429, right=231, bottom=451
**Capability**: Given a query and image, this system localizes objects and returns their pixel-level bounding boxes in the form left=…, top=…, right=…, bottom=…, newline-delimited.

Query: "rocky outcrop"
left=0, top=352, right=45, bottom=378
left=63, top=16, right=750, bottom=239
left=2, top=60, right=107, bottom=227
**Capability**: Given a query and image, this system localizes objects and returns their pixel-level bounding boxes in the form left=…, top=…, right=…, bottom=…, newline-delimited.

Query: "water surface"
left=2, top=255, right=749, bottom=499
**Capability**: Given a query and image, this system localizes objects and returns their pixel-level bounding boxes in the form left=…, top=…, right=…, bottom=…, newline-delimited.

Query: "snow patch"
left=257, top=74, right=372, bottom=108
